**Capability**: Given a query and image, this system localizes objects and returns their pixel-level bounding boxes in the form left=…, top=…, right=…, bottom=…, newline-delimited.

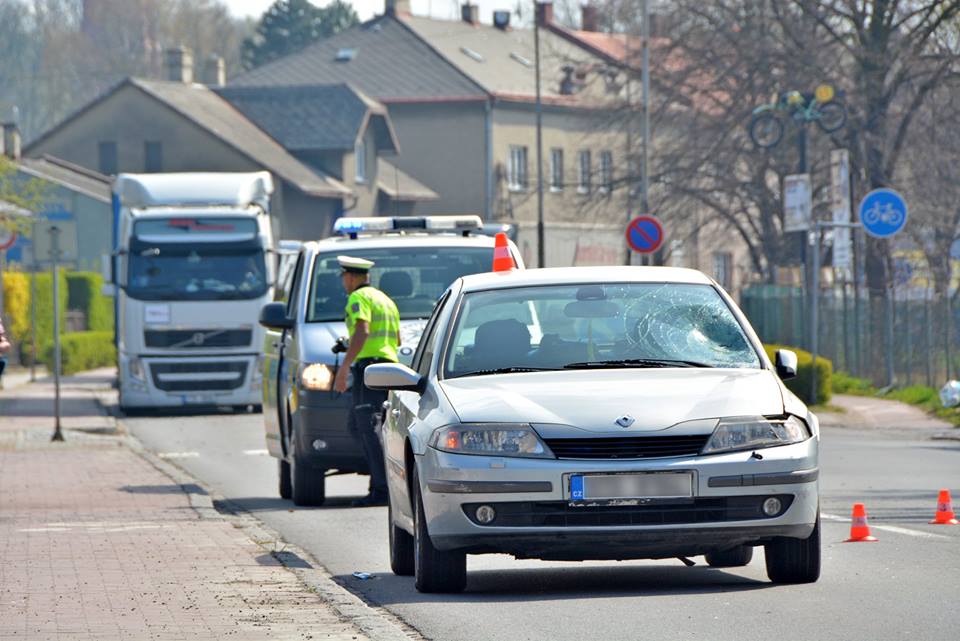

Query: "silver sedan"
left=367, top=267, right=820, bottom=593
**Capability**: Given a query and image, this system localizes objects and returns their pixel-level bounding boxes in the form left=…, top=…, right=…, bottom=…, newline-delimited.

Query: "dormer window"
left=355, top=140, right=366, bottom=183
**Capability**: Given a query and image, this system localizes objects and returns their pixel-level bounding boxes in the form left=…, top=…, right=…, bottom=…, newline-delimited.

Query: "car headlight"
left=702, top=415, right=810, bottom=454
left=301, top=363, right=334, bottom=391
left=429, top=423, right=554, bottom=458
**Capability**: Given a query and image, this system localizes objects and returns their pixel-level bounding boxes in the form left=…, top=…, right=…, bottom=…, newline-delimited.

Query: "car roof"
left=458, top=266, right=716, bottom=292
left=310, top=234, right=499, bottom=251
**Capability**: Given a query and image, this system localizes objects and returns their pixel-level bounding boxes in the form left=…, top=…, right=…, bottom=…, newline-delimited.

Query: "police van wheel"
left=278, top=460, right=292, bottom=500
left=290, top=453, right=326, bottom=506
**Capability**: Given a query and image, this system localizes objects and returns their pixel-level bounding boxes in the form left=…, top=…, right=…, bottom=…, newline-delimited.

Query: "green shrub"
left=886, top=385, right=937, bottom=406
left=1, top=270, right=66, bottom=363
left=832, top=371, right=876, bottom=395
left=34, top=271, right=68, bottom=352
left=1, top=271, right=30, bottom=342
left=763, top=344, right=833, bottom=405
left=66, top=271, right=113, bottom=332
left=41, top=331, right=116, bottom=375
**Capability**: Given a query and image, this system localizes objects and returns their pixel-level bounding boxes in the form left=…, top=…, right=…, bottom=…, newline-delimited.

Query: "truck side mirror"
left=259, top=302, right=293, bottom=330
left=775, top=349, right=798, bottom=380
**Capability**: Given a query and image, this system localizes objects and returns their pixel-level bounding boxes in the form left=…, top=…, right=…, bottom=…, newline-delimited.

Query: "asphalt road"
left=123, top=411, right=960, bottom=641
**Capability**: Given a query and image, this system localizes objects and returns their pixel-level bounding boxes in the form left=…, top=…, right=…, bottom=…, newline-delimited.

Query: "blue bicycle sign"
left=858, top=188, right=907, bottom=238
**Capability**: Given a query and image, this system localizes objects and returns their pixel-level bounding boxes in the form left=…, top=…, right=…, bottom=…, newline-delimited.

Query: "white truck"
left=104, top=172, right=275, bottom=411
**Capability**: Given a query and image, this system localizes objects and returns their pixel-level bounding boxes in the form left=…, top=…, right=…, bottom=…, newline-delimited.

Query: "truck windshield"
left=126, top=242, right=268, bottom=301
left=307, top=246, right=492, bottom=321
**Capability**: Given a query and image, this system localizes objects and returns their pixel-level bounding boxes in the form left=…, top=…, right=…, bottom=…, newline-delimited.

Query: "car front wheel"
left=765, top=515, right=821, bottom=584
left=412, top=467, right=466, bottom=593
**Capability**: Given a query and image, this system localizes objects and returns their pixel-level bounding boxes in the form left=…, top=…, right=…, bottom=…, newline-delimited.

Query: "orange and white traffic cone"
left=929, top=489, right=959, bottom=525
left=844, top=503, right=878, bottom=542
left=492, top=232, right=514, bottom=272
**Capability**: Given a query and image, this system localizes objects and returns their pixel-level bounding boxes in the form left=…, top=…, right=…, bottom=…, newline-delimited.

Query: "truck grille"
left=144, top=329, right=252, bottom=349
left=543, top=435, right=710, bottom=460
left=149, top=361, right=248, bottom=392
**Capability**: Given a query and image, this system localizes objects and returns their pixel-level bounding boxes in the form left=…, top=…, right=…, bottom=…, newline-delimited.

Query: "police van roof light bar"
left=333, top=216, right=483, bottom=238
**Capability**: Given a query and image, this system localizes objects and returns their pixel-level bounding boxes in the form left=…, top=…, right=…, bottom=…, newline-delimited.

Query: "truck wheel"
left=389, top=500, right=415, bottom=576
left=278, top=460, right=292, bottom=500
left=705, top=545, right=754, bottom=568
left=765, top=515, right=821, bottom=584
left=290, top=452, right=325, bottom=506
left=412, top=467, right=466, bottom=593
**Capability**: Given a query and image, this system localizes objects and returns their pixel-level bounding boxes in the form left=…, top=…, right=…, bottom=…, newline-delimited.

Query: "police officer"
left=332, top=255, right=400, bottom=507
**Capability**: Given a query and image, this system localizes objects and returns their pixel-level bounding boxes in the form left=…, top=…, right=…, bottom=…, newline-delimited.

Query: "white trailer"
left=104, top=172, right=275, bottom=410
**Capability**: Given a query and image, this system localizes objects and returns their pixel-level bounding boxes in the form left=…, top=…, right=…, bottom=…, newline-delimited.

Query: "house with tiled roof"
left=24, top=57, right=437, bottom=241
left=231, top=1, right=636, bottom=267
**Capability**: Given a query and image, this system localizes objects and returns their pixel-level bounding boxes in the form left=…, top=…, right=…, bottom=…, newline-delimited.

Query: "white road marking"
left=243, top=449, right=270, bottom=456
left=822, top=512, right=951, bottom=540
left=158, top=451, right=200, bottom=459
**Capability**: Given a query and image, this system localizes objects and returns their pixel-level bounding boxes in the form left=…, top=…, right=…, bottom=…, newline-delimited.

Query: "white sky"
left=223, top=1, right=529, bottom=24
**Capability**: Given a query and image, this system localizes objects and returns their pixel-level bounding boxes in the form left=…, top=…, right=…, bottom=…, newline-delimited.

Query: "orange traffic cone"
left=929, top=489, right=959, bottom=525
left=844, top=503, right=878, bottom=542
left=492, top=232, right=514, bottom=272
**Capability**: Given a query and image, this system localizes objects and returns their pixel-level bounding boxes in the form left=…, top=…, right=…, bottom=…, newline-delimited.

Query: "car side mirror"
left=775, top=349, right=798, bottom=380
left=259, top=302, right=293, bottom=330
left=364, top=362, right=423, bottom=392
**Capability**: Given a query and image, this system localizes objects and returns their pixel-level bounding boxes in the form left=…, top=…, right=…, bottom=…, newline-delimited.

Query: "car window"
left=306, top=247, right=493, bottom=322
left=273, top=250, right=300, bottom=304
left=414, top=291, right=451, bottom=377
left=285, top=252, right=305, bottom=318
left=444, top=283, right=760, bottom=377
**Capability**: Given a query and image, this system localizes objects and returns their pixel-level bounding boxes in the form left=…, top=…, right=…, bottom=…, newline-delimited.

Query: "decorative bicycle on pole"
left=749, top=85, right=847, bottom=148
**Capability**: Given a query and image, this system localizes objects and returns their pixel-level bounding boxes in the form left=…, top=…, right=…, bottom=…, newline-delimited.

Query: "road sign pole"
left=30, top=233, right=37, bottom=382
left=50, top=225, right=63, bottom=442
left=809, top=224, right=820, bottom=405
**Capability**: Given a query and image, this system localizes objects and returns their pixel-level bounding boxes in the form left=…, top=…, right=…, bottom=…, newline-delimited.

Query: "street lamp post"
left=534, top=8, right=545, bottom=268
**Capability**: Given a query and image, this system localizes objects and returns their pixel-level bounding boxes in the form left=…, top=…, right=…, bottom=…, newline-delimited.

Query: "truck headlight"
left=429, top=424, right=554, bottom=458
left=702, top=415, right=810, bottom=454
left=301, top=363, right=334, bottom=391
left=129, top=357, right=146, bottom=382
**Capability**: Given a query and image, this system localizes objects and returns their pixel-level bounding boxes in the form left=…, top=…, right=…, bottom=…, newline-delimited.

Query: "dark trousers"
left=349, top=358, right=390, bottom=496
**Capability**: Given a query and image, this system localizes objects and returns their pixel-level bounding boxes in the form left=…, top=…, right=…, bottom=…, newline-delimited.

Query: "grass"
left=831, top=372, right=960, bottom=427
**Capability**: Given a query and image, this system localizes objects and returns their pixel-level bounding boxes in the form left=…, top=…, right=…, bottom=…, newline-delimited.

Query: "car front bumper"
left=293, top=390, right=367, bottom=473
left=417, top=438, right=819, bottom=559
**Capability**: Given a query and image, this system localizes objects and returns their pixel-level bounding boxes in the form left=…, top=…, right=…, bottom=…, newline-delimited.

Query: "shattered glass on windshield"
left=445, top=283, right=760, bottom=378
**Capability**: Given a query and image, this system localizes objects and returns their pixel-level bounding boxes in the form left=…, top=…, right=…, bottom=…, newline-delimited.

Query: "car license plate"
left=569, top=472, right=693, bottom=502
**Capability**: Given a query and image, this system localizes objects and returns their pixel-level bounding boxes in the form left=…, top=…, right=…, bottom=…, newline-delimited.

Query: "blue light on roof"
left=334, top=219, right=365, bottom=234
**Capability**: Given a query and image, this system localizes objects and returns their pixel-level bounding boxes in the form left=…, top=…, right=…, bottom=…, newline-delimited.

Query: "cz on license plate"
left=569, top=472, right=693, bottom=502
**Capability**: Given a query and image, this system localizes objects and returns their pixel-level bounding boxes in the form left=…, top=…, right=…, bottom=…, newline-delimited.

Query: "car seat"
left=471, top=319, right=531, bottom=370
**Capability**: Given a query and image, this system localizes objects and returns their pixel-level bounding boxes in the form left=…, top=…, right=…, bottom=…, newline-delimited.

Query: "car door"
left=262, top=250, right=301, bottom=457
left=277, top=250, right=308, bottom=458
left=385, top=290, right=452, bottom=519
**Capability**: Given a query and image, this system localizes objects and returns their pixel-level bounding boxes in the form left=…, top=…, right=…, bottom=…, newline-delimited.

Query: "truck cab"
left=258, top=216, right=523, bottom=505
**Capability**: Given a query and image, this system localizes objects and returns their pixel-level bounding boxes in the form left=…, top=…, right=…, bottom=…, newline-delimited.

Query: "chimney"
left=203, top=55, right=226, bottom=87
left=493, top=10, right=511, bottom=30
left=581, top=4, right=599, bottom=32
left=384, top=0, right=411, bottom=16
left=2, top=123, right=21, bottom=161
left=461, top=3, right=480, bottom=25
left=535, top=2, right=554, bottom=27
left=164, top=46, right=194, bottom=83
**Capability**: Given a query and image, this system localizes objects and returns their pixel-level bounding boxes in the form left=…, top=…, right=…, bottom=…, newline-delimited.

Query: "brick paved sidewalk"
left=0, top=375, right=375, bottom=641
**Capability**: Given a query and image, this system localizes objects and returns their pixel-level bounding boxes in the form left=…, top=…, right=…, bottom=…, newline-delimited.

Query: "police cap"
left=338, top=255, right=375, bottom=274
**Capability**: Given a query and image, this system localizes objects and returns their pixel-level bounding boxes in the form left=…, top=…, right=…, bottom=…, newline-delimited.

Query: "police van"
left=258, top=216, right=523, bottom=505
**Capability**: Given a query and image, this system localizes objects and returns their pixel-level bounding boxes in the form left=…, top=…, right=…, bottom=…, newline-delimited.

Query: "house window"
left=713, top=252, right=734, bottom=290
left=144, top=141, right=162, bottom=173
left=98, top=141, right=117, bottom=175
left=550, top=148, right=564, bottom=191
left=599, top=150, right=613, bottom=192
left=355, top=140, right=366, bottom=183
left=508, top=145, right=528, bottom=191
left=578, top=150, right=591, bottom=193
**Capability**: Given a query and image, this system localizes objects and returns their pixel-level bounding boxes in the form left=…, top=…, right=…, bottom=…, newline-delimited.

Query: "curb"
left=99, top=396, right=422, bottom=641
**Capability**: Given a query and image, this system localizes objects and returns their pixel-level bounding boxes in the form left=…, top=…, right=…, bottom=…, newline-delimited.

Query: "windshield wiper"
left=450, top=366, right=555, bottom=378
left=563, top=358, right=713, bottom=369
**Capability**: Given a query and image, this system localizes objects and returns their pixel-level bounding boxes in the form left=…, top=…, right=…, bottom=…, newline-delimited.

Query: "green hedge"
left=41, top=331, right=116, bottom=375
left=1, top=271, right=67, bottom=364
left=66, top=271, right=113, bottom=332
left=764, top=344, right=833, bottom=405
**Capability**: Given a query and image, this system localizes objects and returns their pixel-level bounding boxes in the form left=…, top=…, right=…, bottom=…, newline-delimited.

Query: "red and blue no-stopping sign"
left=625, top=215, right=665, bottom=254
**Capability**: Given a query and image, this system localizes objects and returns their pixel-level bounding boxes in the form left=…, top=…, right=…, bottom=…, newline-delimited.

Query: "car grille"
left=144, top=329, right=252, bottom=349
left=463, top=495, right=794, bottom=528
left=543, top=435, right=710, bottom=459
left=149, top=361, right=248, bottom=392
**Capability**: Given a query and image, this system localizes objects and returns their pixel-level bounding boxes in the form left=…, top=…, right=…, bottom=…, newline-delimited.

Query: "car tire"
left=389, top=500, right=415, bottom=576
left=412, top=467, right=466, bottom=593
left=290, top=452, right=326, bottom=506
left=278, top=459, right=292, bottom=500
left=705, top=545, right=754, bottom=568
left=765, top=515, right=821, bottom=584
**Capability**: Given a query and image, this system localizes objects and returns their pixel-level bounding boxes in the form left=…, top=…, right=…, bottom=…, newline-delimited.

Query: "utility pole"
left=640, top=0, right=652, bottom=266
left=50, top=224, right=63, bottom=442
left=534, top=5, right=545, bottom=268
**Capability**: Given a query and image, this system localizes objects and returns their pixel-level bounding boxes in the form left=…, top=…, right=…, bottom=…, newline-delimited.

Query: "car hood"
left=439, top=369, right=785, bottom=434
left=298, top=318, right=428, bottom=366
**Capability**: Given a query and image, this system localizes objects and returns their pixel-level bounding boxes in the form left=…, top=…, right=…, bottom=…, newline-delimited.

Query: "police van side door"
left=273, top=250, right=307, bottom=458
left=263, top=250, right=301, bottom=457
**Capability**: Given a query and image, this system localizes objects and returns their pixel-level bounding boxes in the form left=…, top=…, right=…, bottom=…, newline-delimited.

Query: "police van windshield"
left=307, top=247, right=492, bottom=322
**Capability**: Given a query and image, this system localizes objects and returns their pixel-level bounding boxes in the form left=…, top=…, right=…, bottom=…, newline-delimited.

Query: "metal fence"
left=741, top=284, right=958, bottom=387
